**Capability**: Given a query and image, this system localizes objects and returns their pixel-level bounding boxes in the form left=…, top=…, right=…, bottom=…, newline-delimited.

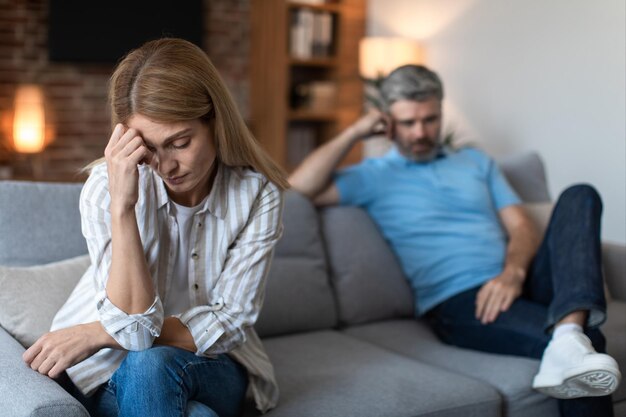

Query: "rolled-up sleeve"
left=80, top=166, right=163, bottom=350
left=179, top=180, right=283, bottom=356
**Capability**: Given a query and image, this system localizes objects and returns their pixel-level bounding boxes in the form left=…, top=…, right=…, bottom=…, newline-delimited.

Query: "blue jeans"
left=425, top=185, right=613, bottom=417
left=64, top=346, right=248, bottom=417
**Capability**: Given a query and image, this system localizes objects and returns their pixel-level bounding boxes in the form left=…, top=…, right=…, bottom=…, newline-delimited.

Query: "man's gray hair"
left=380, top=65, right=444, bottom=108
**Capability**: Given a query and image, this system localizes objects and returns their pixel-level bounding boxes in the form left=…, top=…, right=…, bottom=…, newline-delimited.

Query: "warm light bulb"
left=359, top=37, right=424, bottom=80
left=13, top=85, right=46, bottom=153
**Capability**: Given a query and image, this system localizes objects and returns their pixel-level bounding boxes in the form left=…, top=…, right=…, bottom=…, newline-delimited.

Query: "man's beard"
left=399, top=139, right=441, bottom=162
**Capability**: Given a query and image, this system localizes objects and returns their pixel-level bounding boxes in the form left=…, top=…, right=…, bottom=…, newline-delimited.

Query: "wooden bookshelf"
left=250, top=0, right=366, bottom=171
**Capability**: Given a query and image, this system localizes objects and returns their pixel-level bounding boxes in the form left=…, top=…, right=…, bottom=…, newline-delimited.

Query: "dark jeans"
left=61, top=346, right=248, bottom=417
left=425, top=184, right=613, bottom=417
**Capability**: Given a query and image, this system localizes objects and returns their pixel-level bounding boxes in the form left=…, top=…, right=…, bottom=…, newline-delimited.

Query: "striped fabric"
left=51, top=161, right=283, bottom=413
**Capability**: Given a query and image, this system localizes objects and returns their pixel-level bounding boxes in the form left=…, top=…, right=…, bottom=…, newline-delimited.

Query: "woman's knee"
left=115, top=346, right=185, bottom=382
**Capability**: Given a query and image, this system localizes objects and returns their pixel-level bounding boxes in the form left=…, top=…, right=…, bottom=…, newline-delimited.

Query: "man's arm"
left=475, top=205, right=541, bottom=324
left=289, top=109, right=387, bottom=206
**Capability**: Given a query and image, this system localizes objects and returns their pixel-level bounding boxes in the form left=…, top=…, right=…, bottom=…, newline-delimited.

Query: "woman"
left=22, top=38, right=288, bottom=417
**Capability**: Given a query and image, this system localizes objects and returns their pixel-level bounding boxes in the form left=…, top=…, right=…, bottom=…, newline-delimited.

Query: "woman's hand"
left=104, top=123, right=153, bottom=213
left=22, top=322, right=118, bottom=379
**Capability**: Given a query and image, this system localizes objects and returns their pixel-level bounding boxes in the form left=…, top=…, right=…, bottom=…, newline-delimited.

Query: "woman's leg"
left=100, top=346, right=247, bottom=417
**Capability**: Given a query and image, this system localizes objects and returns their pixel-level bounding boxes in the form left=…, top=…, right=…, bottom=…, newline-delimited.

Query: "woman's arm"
left=154, top=317, right=196, bottom=352
left=105, top=123, right=156, bottom=314
left=83, top=127, right=163, bottom=351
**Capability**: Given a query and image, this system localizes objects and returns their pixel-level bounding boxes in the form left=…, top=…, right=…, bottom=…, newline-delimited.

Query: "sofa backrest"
left=498, top=151, right=551, bottom=203
left=254, top=191, right=338, bottom=337
left=0, top=181, right=86, bottom=266
left=321, top=151, right=554, bottom=327
left=0, top=151, right=551, bottom=336
left=0, top=181, right=338, bottom=338
left=321, top=207, right=415, bottom=326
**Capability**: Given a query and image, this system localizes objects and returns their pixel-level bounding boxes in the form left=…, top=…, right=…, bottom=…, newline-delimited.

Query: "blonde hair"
left=87, top=38, right=288, bottom=189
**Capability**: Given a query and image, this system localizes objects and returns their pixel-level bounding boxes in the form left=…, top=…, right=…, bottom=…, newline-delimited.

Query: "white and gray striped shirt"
left=51, top=161, right=282, bottom=413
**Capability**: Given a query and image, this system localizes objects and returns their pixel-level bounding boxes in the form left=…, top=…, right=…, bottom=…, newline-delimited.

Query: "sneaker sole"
left=534, top=369, right=620, bottom=399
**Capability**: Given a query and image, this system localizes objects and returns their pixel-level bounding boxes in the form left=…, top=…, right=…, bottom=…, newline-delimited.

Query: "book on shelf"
left=290, top=80, right=337, bottom=111
left=290, top=9, right=333, bottom=59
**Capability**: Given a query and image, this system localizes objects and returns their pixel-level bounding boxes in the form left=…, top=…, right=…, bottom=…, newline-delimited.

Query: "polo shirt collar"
left=384, top=144, right=450, bottom=165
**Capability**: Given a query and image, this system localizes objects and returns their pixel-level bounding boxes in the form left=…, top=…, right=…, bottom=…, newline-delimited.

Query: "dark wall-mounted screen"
left=48, top=0, right=203, bottom=64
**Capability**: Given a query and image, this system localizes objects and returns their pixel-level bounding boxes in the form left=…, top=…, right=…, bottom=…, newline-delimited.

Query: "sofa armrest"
left=603, top=242, right=626, bottom=302
left=0, top=326, right=89, bottom=417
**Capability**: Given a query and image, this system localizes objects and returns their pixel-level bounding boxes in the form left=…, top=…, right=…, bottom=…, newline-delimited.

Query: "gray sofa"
left=0, top=151, right=624, bottom=417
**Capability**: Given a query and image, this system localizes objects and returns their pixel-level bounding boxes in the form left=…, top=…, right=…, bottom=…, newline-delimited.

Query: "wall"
left=367, top=0, right=626, bottom=244
left=0, top=0, right=251, bottom=181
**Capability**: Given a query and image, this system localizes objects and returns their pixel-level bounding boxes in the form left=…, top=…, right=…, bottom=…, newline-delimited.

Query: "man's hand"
left=475, top=266, right=525, bottom=324
left=22, top=322, right=117, bottom=379
left=347, top=108, right=392, bottom=141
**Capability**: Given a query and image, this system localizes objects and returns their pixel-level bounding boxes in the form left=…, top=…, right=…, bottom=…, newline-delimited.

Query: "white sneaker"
left=532, top=332, right=621, bottom=399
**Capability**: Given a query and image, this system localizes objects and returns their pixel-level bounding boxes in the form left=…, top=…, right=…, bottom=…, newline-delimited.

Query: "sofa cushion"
left=0, top=181, right=87, bottom=266
left=0, top=255, right=90, bottom=348
left=0, top=326, right=89, bottom=417
left=603, top=301, right=626, bottom=403
left=248, top=330, right=501, bottom=417
left=499, top=151, right=551, bottom=203
left=255, top=191, right=337, bottom=337
left=320, top=206, right=414, bottom=326
left=344, top=320, right=559, bottom=417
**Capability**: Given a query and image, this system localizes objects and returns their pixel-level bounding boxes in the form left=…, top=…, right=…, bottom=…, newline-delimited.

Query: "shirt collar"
left=154, top=161, right=228, bottom=220
left=384, top=144, right=450, bottom=166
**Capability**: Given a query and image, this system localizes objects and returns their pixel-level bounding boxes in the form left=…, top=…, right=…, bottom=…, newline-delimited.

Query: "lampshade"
left=359, top=37, right=423, bottom=80
left=13, top=84, right=46, bottom=153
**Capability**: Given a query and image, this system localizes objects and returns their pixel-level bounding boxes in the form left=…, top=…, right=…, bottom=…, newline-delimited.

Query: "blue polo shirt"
left=334, top=146, right=521, bottom=316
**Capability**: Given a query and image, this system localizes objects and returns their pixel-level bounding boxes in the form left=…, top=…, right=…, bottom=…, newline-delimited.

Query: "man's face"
left=388, top=97, right=443, bottom=162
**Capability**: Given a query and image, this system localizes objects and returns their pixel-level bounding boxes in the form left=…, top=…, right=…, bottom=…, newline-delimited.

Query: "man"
left=288, top=65, right=621, bottom=417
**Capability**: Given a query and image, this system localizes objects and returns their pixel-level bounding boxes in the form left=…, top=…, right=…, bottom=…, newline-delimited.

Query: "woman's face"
left=126, top=114, right=217, bottom=207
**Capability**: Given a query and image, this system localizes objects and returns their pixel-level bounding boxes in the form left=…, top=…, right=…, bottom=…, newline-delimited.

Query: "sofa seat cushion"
left=603, top=301, right=626, bottom=403
left=344, top=320, right=559, bottom=417
left=251, top=330, right=500, bottom=417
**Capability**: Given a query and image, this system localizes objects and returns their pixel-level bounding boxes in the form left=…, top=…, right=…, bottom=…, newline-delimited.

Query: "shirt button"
left=191, top=253, right=199, bottom=260
left=198, top=222, right=203, bottom=228
left=193, top=283, right=199, bottom=290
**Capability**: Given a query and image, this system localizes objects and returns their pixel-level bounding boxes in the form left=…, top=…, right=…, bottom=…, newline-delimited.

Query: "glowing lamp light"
left=359, top=37, right=424, bottom=80
left=13, top=85, right=46, bottom=153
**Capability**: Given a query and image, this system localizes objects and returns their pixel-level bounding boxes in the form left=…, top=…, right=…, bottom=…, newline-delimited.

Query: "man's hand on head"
left=347, top=109, right=392, bottom=141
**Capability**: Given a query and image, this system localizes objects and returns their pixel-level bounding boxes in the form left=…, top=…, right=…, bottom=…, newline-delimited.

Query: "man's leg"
left=525, top=184, right=606, bottom=329
left=103, top=346, right=247, bottom=417
left=426, top=287, right=615, bottom=417
left=525, top=185, right=619, bottom=401
left=426, top=185, right=620, bottom=416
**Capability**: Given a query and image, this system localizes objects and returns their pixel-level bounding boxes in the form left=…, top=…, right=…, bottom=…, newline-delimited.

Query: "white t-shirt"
left=165, top=196, right=208, bottom=316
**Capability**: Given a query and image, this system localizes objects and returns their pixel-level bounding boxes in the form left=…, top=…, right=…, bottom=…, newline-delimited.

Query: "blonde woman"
left=22, top=38, right=288, bottom=417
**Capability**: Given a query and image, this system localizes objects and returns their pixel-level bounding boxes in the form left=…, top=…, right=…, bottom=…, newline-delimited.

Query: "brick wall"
left=0, top=0, right=251, bottom=181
